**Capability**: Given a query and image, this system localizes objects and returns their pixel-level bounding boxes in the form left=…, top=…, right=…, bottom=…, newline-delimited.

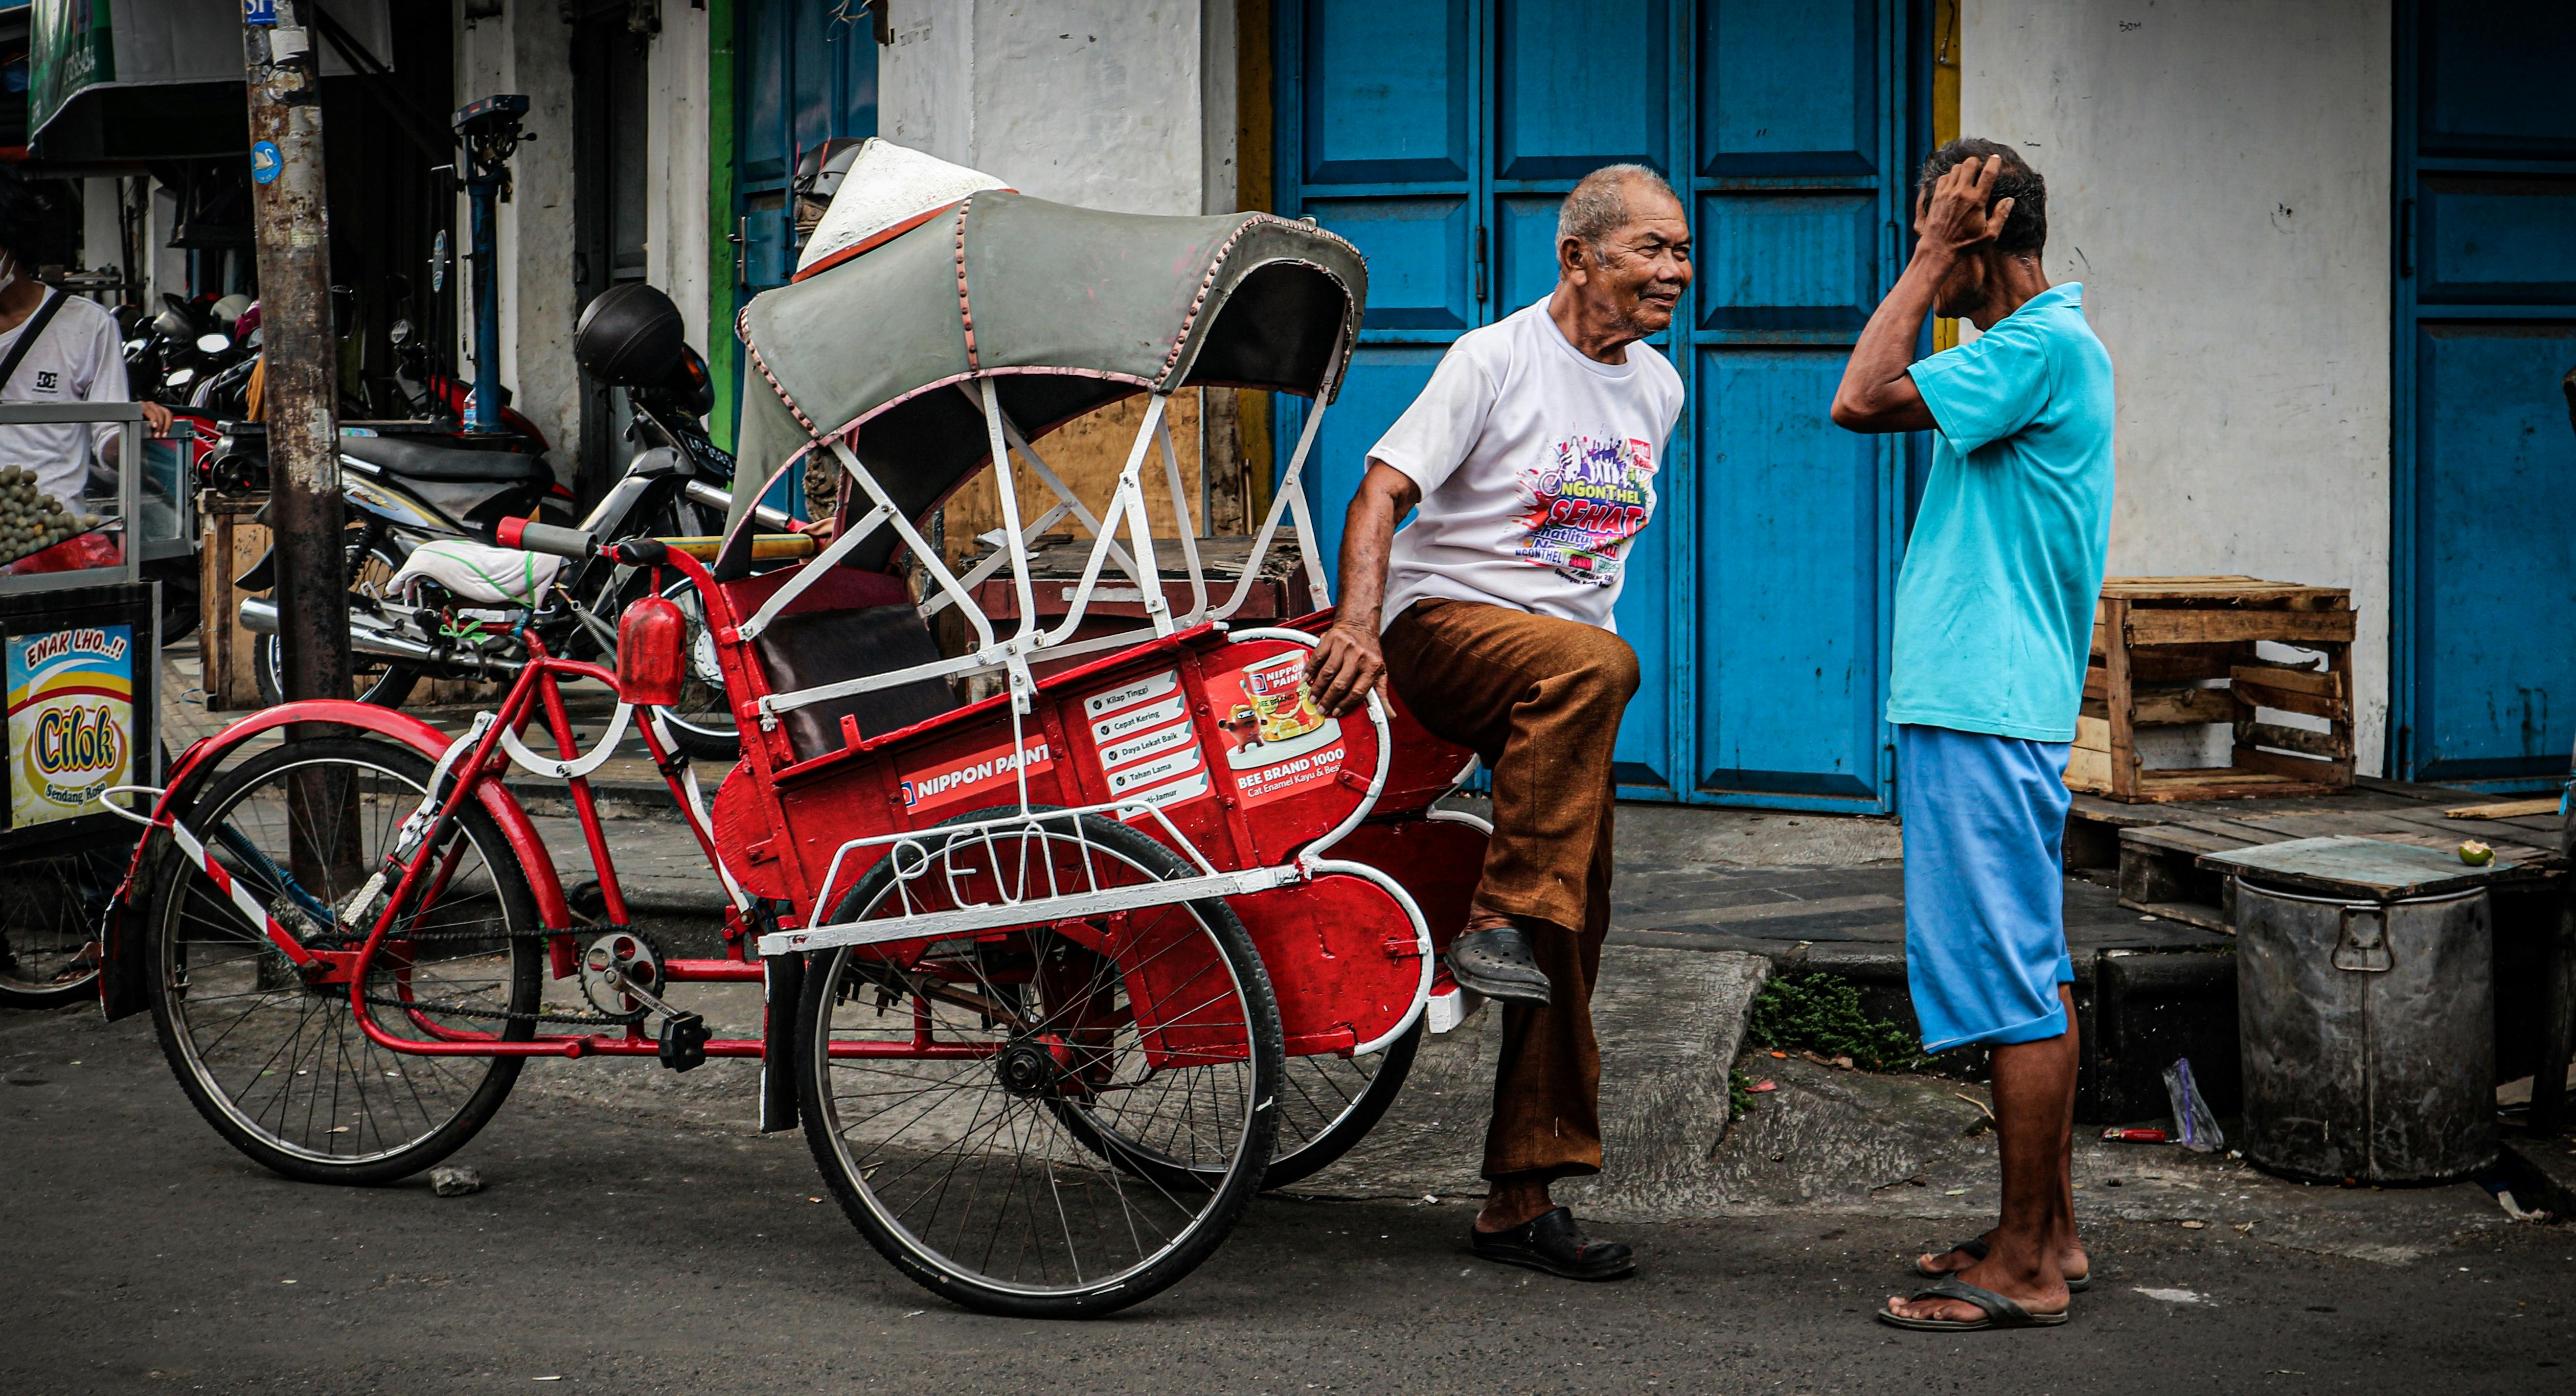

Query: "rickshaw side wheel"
left=1259, top=1019, right=1425, bottom=1189
left=795, top=809, right=1285, bottom=1319
left=146, top=738, right=541, bottom=1186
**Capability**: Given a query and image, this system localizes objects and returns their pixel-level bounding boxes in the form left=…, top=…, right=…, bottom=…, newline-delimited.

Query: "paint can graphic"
left=1224, top=651, right=1340, bottom=770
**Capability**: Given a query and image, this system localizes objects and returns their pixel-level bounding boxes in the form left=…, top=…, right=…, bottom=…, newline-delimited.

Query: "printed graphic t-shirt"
left=1369, top=296, right=1685, bottom=633
left=1886, top=282, right=2116, bottom=742
left=0, top=292, right=134, bottom=507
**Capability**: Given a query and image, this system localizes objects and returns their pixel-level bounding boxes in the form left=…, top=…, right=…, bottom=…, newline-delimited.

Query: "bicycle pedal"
left=657, top=1011, right=710, bottom=1072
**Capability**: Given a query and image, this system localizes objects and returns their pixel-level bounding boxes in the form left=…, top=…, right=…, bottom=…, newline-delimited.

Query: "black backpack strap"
left=0, top=288, right=69, bottom=398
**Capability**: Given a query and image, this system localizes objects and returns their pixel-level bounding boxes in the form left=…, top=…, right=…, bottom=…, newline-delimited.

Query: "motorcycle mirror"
left=389, top=317, right=412, bottom=346
left=168, top=367, right=197, bottom=387
left=195, top=332, right=230, bottom=354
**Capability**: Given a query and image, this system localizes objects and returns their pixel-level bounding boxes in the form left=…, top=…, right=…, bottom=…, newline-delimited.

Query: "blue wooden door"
left=2396, top=3, right=2576, bottom=788
left=1279, top=0, right=1904, bottom=809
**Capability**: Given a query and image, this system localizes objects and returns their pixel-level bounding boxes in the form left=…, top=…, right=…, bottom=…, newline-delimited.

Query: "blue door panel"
left=2419, top=177, right=2576, bottom=305
left=1303, top=0, right=1475, bottom=184
left=1495, top=0, right=1668, bottom=180
left=1694, top=348, right=1881, bottom=798
left=1495, top=193, right=1563, bottom=311
left=1307, top=197, right=1476, bottom=330
left=2398, top=2, right=2576, bottom=788
left=1306, top=348, right=1445, bottom=575
left=1698, top=0, right=1875, bottom=175
left=2411, top=323, right=2576, bottom=781
left=1282, top=0, right=1903, bottom=810
left=1696, top=191, right=1876, bottom=332
left=2421, top=9, right=2576, bottom=157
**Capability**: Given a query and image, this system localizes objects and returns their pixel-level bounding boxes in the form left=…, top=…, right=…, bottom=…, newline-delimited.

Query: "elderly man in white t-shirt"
left=1304, top=164, right=1689, bottom=1281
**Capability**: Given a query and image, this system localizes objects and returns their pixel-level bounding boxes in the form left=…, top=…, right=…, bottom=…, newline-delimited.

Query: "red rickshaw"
left=101, top=181, right=1489, bottom=1317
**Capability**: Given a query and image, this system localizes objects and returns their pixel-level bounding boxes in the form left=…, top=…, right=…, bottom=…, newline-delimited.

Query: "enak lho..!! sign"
left=8, top=625, right=133, bottom=828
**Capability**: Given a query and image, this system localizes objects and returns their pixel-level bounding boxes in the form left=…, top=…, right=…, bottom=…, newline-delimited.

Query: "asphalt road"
left=7, top=1002, right=2571, bottom=1395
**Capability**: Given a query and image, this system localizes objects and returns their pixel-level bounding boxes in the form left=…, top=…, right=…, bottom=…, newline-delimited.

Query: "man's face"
left=1568, top=192, right=1693, bottom=334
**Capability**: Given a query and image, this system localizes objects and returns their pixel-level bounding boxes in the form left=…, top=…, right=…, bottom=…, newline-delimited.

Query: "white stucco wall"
left=880, top=0, right=1212, bottom=217
left=457, top=1, right=582, bottom=484
left=646, top=3, right=713, bottom=355
left=1965, top=1, right=2395, bottom=771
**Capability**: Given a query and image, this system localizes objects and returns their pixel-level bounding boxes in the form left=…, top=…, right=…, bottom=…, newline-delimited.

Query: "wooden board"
left=2445, top=797, right=2561, bottom=819
left=2125, top=607, right=2356, bottom=646
left=199, top=499, right=268, bottom=712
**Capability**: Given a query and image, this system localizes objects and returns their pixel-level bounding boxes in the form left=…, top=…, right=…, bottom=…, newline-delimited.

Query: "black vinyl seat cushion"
left=341, top=434, right=553, bottom=484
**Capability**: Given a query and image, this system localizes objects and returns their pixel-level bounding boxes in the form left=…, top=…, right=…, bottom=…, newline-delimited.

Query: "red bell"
left=617, top=592, right=689, bottom=707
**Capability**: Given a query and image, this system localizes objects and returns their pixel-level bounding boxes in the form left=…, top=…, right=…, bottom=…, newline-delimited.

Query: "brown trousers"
left=1381, top=598, right=1638, bottom=1182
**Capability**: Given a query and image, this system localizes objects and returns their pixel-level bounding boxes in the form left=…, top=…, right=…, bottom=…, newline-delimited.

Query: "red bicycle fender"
left=100, top=701, right=573, bottom=1021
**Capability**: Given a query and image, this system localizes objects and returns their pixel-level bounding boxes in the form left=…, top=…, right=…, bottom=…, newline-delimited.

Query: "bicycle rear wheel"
left=148, top=737, right=540, bottom=1184
left=799, top=811, right=1283, bottom=1318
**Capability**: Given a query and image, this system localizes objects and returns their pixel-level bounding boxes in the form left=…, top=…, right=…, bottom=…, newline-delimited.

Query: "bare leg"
left=1917, top=983, right=2088, bottom=1282
left=1889, top=983, right=2079, bottom=1321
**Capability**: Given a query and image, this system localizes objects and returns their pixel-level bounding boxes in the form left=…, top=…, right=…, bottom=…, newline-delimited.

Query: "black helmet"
left=574, top=283, right=686, bottom=388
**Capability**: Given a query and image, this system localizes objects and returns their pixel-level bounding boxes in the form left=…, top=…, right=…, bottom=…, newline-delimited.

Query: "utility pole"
left=243, top=0, right=351, bottom=704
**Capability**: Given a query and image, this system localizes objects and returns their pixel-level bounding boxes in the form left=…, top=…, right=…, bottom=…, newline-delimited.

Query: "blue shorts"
left=1897, top=723, right=2076, bottom=1053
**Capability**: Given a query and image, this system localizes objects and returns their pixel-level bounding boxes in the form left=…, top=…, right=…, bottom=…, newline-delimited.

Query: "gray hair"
left=1557, top=164, right=1680, bottom=261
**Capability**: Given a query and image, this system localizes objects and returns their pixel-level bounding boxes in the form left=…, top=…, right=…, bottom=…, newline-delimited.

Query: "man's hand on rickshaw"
left=1305, top=622, right=1388, bottom=718
left=140, top=401, right=173, bottom=435
left=799, top=515, right=837, bottom=542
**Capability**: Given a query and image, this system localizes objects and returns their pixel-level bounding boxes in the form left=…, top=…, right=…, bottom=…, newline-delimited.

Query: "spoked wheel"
left=649, top=575, right=738, bottom=762
left=0, top=838, right=136, bottom=1009
left=1260, top=1021, right=1423, bottom=1188
left=147, top=737, right=541, bottom=1184
left=799, top=811, right=1284, bottom=1318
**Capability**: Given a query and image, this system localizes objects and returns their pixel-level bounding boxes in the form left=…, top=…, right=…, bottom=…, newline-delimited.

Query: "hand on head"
left=1916, top=154, right=2017, bottom=260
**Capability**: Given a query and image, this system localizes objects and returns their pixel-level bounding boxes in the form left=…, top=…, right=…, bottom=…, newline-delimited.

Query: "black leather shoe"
left=1470, top=1207, right=1636, bottom=1281
left=1448, top=925, right=1551, bottom=1005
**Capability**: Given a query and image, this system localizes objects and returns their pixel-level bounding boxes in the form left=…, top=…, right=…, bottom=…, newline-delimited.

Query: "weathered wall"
left=645, top=3, right=713, bottom=356
left=878, top=1, right=1231, bottom=558
left=456, top=0, right=583, bottom=484
left=1965, top=0, right=2394, bottom=769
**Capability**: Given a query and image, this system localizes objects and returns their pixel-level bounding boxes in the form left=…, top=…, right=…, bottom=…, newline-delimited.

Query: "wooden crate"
left=199, top=496, right=269, bottom=712
left=2067, top=576, right=2355, bottom=803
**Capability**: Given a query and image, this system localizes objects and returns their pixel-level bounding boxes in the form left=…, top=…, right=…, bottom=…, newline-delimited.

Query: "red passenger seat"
left=719, top=563, right=961, bottom=761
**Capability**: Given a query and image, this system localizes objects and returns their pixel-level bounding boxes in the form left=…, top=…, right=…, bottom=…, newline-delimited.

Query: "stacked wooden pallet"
left=2068, top=576, right=2355, bottom=803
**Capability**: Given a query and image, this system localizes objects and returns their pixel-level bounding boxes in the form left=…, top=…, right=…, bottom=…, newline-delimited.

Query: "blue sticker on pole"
left=250, top=141, right=283, bottom=185
left=245, top=0, right=279, bottom=26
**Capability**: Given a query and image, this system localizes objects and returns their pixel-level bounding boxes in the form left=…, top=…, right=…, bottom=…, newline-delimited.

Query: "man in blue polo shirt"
left=1831, top=139, right=2115, bottom=1332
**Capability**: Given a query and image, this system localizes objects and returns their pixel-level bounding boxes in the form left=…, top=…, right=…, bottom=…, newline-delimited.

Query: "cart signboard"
left=8, top=621, right=134, bottom=828
left=0, top=583, right=155, bottom=852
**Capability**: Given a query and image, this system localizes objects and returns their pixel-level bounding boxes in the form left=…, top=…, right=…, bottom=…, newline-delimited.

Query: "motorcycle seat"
left=342, top=434, right=551, bottom=484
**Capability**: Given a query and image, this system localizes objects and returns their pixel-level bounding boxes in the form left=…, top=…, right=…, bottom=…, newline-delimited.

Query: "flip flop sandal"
left=1469, top=1206, right=1636, bottom=1281
left=1878, top=1277, right=2071, bottom=1331
left=1912, top=1237, right=2091, bottom=1292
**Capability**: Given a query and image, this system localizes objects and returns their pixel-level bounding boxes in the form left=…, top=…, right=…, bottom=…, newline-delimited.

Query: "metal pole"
left=243, top=1, right=351, bottom=703
left=466, top=172, right=501, bottom=432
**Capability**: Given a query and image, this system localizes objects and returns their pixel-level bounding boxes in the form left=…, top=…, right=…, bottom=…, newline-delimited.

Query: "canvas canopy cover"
left=730, top=186, right=1367, bottom=575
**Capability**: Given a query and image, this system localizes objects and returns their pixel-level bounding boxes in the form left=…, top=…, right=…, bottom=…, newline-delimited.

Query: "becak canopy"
left=729, top=188, right=1367, bottom=574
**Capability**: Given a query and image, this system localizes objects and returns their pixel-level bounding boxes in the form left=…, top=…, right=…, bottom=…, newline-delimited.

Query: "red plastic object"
left=617, top=592, right=688, bottom=706
left=495, top=515, right=530, bottom=548
left=2101, top=1127, right=2171, bottom=1143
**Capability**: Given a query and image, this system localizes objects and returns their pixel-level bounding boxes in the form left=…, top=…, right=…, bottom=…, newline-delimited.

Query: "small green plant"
left=1745, top=972, right=1931, bottom=1074
left=1728, top=1066, right=1755, bottom=1120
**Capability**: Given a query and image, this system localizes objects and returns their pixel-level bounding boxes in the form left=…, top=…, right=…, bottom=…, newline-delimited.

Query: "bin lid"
left=2199, top=835, right=2531, bottom=902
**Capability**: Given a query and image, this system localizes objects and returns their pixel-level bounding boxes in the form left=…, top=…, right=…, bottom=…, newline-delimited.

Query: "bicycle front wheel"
left=147, top=737, right=541, bottom=1185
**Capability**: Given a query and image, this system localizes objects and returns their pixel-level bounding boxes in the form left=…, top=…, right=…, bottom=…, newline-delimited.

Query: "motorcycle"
left=233, top=283, right=772, bottom=760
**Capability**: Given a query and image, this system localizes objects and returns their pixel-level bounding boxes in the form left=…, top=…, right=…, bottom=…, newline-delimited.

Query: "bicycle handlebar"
left=497, top=516, right=597, bottom=560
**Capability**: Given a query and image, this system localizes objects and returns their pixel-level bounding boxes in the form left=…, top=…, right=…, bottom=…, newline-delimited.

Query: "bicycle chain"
left=280, top=912, right=652, bottom=1028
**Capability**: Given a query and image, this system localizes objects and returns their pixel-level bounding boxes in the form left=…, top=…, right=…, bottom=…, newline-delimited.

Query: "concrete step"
left=1282, top=945, right=1770, bottom=1222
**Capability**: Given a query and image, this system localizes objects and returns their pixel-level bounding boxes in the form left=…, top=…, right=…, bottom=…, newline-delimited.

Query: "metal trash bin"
left=2203, top=836, right=2506, bottom=1184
